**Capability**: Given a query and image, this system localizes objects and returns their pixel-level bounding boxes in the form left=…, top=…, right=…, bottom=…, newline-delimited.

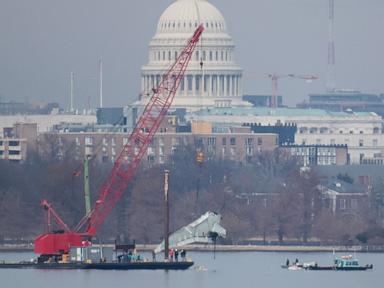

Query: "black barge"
left=0, top=260, right=193, bottom=270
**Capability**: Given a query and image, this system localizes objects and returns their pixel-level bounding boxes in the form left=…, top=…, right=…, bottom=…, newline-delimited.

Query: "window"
left=85, top=137, right=93, bottom=146
left=339, top=199, right=347, bottom=210
left=373, top=139, right=378, bottom=147
left=230, top=137, right=236, bottom=145
left=187, top=75, right=193, bottom=91
left=9, top=141, right=19, bottom=146
left=359, top=139, right=364, bottom=147
left=222, top=138, right=226, bottom=145
left=299, top=127, right=308, bottom=134
left=196, top=138, right=203, bottom=146
left=181, top=77, right=185, bottom=91
left=257, top=137, right=262, bottom=146
left=207, top=137, right=216, bottom=146
left=196, top=75, right=200, bottom=91
left=245, top=138, right=253, bottom=146
left=102, top=155, right=109, bottom=163
left=85, top=146, right=93, bottom=155
left=374, top=127, right=380, bottom=134
left=209, top=51, right=213, bottom=61
left=147, top=154, right=155, bottom=164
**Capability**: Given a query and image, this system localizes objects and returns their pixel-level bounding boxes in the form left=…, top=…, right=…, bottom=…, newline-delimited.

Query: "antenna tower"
left=99, top=58, right=103, bottom=108
left=327, top=0, right=336, bottom=92
left=70, top=72, right=75, bottom=112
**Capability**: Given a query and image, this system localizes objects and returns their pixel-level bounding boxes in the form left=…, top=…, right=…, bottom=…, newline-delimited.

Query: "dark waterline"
left=0, top=251, right=381, bottom=288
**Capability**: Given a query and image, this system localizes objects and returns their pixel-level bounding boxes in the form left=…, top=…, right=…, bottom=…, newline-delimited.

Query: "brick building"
left=39, top=121, right=278, bottom=165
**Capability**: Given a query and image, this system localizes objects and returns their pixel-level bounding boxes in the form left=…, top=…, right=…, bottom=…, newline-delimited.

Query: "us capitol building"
left=136, top=0, right=250, bottom=110
left=123, top=0, right=384, bottom=166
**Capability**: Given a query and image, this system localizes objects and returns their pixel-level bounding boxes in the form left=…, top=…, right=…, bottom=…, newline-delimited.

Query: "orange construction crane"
left=268, top=74, right=319, bottom=108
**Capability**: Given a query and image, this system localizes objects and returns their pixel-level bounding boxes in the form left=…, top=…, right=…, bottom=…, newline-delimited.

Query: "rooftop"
left=192, top=107, right=377, bottom=118
left=320, top=178, right=366, bottom=194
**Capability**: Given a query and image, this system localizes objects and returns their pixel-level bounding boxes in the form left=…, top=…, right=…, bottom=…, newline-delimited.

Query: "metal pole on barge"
left=164, top=170, right=170, bottom=260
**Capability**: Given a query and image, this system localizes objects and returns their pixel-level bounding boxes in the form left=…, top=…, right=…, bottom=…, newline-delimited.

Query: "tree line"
left=0, top=144, right=384, bottom=245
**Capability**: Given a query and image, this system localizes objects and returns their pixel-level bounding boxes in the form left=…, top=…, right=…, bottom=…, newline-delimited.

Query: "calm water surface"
left=0, top=251, right=381, bottom=288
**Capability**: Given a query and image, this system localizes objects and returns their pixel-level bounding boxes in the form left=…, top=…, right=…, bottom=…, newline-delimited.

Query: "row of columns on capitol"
left=151, top=50, right=234, bottom=63
left=141, top=74, right=242, bottom=97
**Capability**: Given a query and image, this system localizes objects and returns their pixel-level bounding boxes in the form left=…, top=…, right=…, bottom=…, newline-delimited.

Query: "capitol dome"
left=140, top=0, right=248, bottom=110
left=157, top=0, right=227, bottom=35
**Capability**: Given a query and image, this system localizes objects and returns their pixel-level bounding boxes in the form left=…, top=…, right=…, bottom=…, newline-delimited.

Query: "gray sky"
left=0, top=0, right=383, bottom=109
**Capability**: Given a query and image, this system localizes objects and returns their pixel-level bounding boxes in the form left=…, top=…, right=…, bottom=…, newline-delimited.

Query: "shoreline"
left=1, top=244, right=384, bottom=253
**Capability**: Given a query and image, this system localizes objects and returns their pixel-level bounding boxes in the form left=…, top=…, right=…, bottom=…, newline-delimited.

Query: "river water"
left=0, top=251, right=381, bottom=288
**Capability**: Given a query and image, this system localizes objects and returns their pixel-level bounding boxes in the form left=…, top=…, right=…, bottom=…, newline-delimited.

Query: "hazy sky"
left=0, top=0, right=383, bottom=109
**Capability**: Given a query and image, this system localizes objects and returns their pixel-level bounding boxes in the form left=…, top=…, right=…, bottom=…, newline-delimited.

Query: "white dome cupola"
left=157, top=0, right=227, bottom=34
left=140, top=0, right=247, bottom=109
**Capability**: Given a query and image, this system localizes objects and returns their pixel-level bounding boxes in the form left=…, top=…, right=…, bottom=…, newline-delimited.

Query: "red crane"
left=268, top=73, right=318, bottom=108
left=34, top=24, right=205, bottom=256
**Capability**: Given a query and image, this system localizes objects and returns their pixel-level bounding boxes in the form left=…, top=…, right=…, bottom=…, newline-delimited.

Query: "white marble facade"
left=139, top=0, right=249, bottom=109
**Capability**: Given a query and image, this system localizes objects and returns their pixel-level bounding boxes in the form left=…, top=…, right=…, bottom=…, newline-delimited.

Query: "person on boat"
left=181, top=249, right=186, bottom=261
left=175, top=249, right=179, bottom=262
left=286, top=259, right=290, bottom=267
left=169, top=249, right=174, bottom=261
